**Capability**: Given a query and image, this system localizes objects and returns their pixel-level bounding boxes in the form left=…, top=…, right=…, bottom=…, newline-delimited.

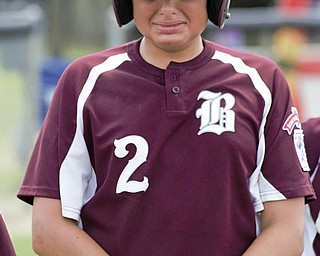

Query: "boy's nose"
left=159, top=0, right=177, bottom=15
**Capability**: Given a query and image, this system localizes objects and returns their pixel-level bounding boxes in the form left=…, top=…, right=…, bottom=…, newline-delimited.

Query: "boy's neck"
left=139, top=36, right=204, bottom=69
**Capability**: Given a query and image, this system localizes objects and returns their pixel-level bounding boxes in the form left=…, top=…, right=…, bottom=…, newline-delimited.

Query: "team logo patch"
left=293, top=129, right=310, bottom=172
left=282, top=107, right=301, bottom=135
left=196, top=90, right=236, bottom=135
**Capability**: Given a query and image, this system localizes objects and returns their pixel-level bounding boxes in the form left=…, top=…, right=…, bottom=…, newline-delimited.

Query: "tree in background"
left=43, top=0, right=110, bottom=56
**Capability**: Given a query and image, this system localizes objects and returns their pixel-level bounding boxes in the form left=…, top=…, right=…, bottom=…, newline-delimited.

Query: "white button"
left=172, top=86, right=180, bottom=94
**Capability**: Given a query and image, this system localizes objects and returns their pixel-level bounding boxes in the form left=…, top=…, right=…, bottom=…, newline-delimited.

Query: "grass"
left=0, top=65, right=37, bottom=256
left=12, top=236, right=35, bottom=256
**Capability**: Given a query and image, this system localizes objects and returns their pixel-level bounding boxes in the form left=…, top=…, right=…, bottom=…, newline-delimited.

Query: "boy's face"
left=133, top=0, right=208, bottom=53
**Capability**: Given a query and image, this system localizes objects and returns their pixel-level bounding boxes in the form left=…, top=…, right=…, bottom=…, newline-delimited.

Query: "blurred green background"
left=0, top=67, right=34, bottom=255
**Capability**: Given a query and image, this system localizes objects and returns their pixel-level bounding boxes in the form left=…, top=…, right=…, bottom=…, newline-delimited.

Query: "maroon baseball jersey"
left=303, top=118, right=320, bottom=254
left=18, top=39, right=315, bottom=255
left=0, top=214, right=16, bottom=256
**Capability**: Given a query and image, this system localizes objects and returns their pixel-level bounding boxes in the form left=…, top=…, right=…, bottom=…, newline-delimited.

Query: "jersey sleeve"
left=303, top=118, right=320, bottom=173
left=17, top=60, right=87, bottom=206
left=259, top=66, right=315, bottom=204
left=0, top=214, right=16, bottom=256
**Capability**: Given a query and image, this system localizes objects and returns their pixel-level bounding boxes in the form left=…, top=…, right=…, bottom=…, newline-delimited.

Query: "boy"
left=303, top=117, right=320, bottom=255
left=18, top=1, right=315, bottom=255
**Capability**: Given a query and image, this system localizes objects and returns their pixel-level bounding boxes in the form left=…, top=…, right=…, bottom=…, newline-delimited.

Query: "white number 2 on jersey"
left=114, top=135, right=149, bottom=194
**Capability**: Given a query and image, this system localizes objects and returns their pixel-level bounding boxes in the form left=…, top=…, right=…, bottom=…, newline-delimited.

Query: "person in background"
left=17, top=0, right=315, bottom=255
left=303, top=117, right=320, bottom=256
left=0, top=213, right=16, bottom=256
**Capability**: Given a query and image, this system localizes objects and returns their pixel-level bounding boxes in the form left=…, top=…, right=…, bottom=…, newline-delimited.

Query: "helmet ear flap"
left=207, top=0, right=231, bottom=29
left=112, top=0, right=133, bottom=27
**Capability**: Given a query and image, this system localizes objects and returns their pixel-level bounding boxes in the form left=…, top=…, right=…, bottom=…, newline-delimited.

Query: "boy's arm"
left=32, top=197, right=110, bottom=256
left=243, top=197, right=305, bottom=256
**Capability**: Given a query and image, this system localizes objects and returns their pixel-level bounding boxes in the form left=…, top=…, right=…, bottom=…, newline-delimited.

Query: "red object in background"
left=277, top=0, right=310, bottom=8
left=277, top=0, right=311, bottom=17
left=277, top=0, right=311, bottom=14
left=297, top=59, right=320, bottom=74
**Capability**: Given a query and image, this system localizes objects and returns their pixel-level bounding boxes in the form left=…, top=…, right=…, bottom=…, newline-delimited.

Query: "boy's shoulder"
left=206, top=40, right=278, bottom=69
left=65, top=40, right=136, bottom=74
left=303, top=117, right=320, bottom=168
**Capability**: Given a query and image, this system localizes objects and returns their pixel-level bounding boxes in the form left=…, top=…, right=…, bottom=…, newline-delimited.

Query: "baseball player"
left=302, top=117, right=320, bottom=256
left=17, top=0, right=315, bottom=255
left=0, top=213, right=16, bottom=256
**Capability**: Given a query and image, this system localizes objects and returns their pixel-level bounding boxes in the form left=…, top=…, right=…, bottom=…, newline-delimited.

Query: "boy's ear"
left=207, top=0, right=231, bottom=29
left=112, top=0, right=133, bottom=27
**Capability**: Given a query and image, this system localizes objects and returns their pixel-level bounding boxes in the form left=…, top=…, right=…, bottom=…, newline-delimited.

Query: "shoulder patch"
left=282, top=107, right=301, bottom=135
left=283, top=107, right=309, bottom=171
left=293, top=129, right=310, bottom=172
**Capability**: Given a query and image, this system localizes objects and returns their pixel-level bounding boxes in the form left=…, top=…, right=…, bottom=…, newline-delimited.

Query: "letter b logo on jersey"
left=196, top=90, right=235, bottom=135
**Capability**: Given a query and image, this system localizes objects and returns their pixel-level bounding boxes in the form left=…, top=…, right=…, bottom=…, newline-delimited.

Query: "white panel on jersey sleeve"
left=212, top=51, right=285, bottom=213
left=310, top=157, right=320, bottom=182
left=60, top=53, right=131, bottom=223
left=302, top=205, right=317, bottom=256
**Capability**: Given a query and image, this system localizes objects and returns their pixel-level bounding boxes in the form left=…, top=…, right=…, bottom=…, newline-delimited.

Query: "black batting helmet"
left=112, top=0, right=231, bottom=29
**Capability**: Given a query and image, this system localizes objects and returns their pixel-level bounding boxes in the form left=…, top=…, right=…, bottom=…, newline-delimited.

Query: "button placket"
left=171, top=73, right=180, bottom=94
left=165, top=69, right=185, bottom=111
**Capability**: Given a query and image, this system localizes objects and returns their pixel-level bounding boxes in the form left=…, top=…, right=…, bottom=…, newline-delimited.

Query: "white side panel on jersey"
left=302, top=204, right=317, bottom=256
left=310, top=156, right=320, bottom=182
left=60, top=53, right=131, bottom=223
left=212, top=51, right=286, bottom=214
